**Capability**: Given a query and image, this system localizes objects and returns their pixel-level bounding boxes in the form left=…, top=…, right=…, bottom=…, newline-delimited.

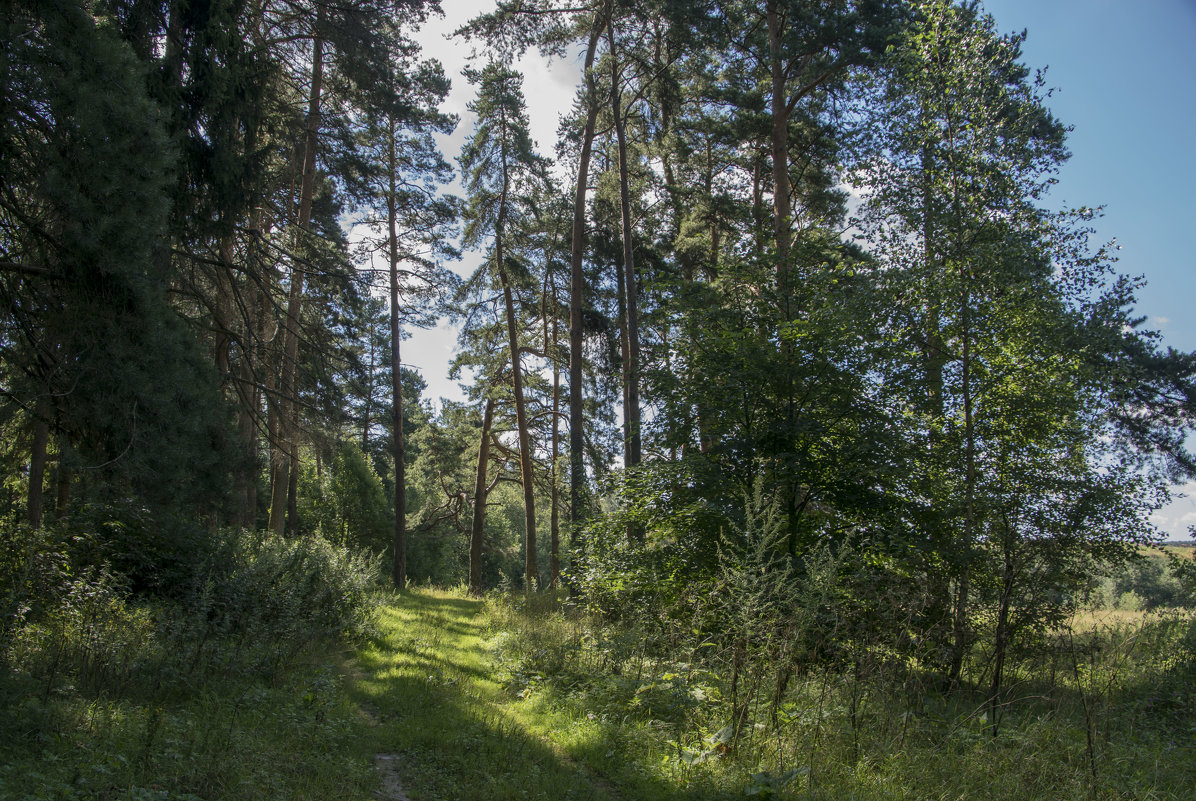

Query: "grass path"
left=350, top=589, right=623, bottom=801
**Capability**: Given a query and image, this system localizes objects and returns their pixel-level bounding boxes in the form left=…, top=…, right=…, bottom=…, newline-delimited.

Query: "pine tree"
left=459, top=62, right=552, bottom=591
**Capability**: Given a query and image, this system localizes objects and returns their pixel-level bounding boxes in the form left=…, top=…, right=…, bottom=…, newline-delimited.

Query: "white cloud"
left=1150, top=481, right=1196, bottom=541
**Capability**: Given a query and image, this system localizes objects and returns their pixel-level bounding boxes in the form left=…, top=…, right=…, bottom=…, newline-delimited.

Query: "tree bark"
left=363, top=331, right=375, bottom=452
left=569, top=14, right=604, bottom=529
left=270, top=13, right=325, bottom=536
left=27, top=402, right=49, bottom=528
left=54, top=448, right=70, bottom=519
left=469, top=398, right=496, bottom=596
left=951, top=257, right=977, bottom=687
left=550, top=272, right=562, bottom=587
left=607, top=14, right=641, bottom=476
left=767, top=1, right=800, bottom=551
left=989, top=518, right=1015, bottom=736
left=494, top=105, right=538, bottom=591
left=501, top=268, right=538, bottom=589
left=387, top=115, right=408, bottom=590
left=545, top=270, right=562, bottom=590
left=767, top=1, right=792, bottom=294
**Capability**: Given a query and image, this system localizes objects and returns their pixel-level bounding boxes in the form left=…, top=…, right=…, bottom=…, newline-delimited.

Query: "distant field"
left=1161, top=542, right=1196, bottom=559
left=1070, top=607, right=1146, bottom=629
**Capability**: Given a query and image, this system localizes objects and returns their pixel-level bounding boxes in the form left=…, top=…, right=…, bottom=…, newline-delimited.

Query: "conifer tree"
left=459, top=62, right=552, bottom=590
left=353, top=53, right=458, bottom=588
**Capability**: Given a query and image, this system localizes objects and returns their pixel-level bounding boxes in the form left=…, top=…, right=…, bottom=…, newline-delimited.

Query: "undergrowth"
left=0, top=525, right=381, bottom=800
left=483, top=591, right=1196, bottom=800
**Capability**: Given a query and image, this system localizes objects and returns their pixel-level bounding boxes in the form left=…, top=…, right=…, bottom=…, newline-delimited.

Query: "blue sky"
left=408, top=0, right=1196, bottom=538
left=983, top=0, right=1196, bottom=539
left=984, top=0, right=1196, bottom=350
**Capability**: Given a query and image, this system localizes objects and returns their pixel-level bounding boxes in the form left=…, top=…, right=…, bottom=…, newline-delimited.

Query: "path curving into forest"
left=351, top=590, right=623, bottom=801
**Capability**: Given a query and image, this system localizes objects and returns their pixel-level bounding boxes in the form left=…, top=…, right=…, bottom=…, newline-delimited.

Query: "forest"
left=2, top=0, right=1196, bottom=799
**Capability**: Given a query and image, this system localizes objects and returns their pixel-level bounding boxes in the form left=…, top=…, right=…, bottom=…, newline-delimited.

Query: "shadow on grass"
left=350, top=590, right=720, bottom=801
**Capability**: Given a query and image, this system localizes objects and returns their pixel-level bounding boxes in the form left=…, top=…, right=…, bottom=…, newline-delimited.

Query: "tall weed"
left=2, top=527, right=380, bottom=698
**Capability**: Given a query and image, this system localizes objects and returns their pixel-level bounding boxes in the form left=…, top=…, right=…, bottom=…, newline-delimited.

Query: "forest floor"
left=351, top=588, right=632, bottom=801
left=350, top=590, right=1196, bottom=801
left=4, top=587, right=1192, bottom=799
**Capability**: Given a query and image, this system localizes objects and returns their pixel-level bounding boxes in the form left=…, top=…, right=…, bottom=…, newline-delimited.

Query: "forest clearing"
left=3, top=0, right=1196, bottom=798
left=2, top=580, right=1193, bottom=800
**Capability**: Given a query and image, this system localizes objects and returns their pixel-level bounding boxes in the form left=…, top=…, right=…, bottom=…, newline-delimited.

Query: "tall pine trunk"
left=767, top=0, right=792, bottom=294
left=27, top=400, right=49, bottom=528
left=270, top=15, right=325, bottom=536
left=501, top=265, right=537, bottom=589
left=387, top=116, right=408, bottom=590
left=550, top=273, right=562, bottom=587
left=951, top=257, right=977, bottom=686
left=767, top=1, right=802, bottom=553
left=469, top=398, right=496, bottom=596
left=989, top=519, right=1015, bottom=736
left=495, top=121, right=537, bottom=591
left=568, top=15, right=604, bottom=529
left=607, top=15, right=641, bottom=477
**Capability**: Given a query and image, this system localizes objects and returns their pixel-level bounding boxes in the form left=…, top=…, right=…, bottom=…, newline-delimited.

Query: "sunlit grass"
left=5, top=584, right=1191, bottom=800
left=1158, top=542, right=1196, bottom=559
left=472, top=590, right=1196, bottom=801
left=1069, top=606, right=1153, bottom=630
left=348, top=587, right=622, bottom=800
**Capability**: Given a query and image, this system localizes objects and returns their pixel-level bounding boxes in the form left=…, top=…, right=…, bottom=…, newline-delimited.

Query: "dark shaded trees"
left=0, top=0, right=233, bottom=529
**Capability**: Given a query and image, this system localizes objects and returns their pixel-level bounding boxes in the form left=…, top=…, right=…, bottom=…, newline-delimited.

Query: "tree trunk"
left=270, top=14, right=325, bottom=536
left=767, top=1, right=792, bottom=294
left=363, top=330, right=375, bottom=451
left=616, top=252, right=630, bottom=456
left=286, top=450, right=299, bottom=535
left=469, top=398, right=496, bottom=596
left=235, top=389, right=257, bottom=529
left=54, top=435, right=71, bottom=519
left=989, top=519, right=1015, bottom=737
left=501, top=268, right=537, bottom=590
left=266, top=354, right=282, bottom=530
left=951, top=258, right=977, bottom=687
left=27, top=402, right=48, bottom=528
left=568, top=14, right=604, bottom=529
left=550, top=274, right=562, bottom=588
left=607, top=15, right=641, bottom=477
left=919, top=136, right=953, bottom=667
left=495, top=114, right=537, bottom=592
left=387, top=116, right=407, bottom=590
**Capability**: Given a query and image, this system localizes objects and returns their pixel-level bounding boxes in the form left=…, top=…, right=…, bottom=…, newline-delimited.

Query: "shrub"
left=2, top=526, right=380, bottom=696
left=1112, top=553, right=1195, bottom=610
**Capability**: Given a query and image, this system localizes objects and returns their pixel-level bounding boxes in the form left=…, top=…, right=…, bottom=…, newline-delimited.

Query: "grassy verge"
left=5, top=586, right=1191, bottom=800
left=477, top=594, right=1196, bottom=801
left=0, top=648, right=376, bottom=800
left=0, top=529, right=382, bottom=800
left=349, top=588, right=625, bottom=800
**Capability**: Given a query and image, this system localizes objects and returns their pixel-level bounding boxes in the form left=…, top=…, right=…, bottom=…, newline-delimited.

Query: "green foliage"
left=3, top=0, right=1196, bottom=793
left=0, top=525, right=70, bottom=655
left=481, top=585, right=1196, bottom=801
left=1, top=0, right=237, bottom=524
left=1110, top=551, right=1196, bottom=610
left=182, top=530, right=381, bottom=657
left=2, top=526, right=379, bottom=689
left=50, top=502, right=217, bottom=596
left=0, top=526, right=382, bottom=800
left=299, top=441, right=391, bottom=552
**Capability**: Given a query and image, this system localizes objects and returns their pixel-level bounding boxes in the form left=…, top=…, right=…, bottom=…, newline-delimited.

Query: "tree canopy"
left=2, top=0, right=1194, bottom=678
